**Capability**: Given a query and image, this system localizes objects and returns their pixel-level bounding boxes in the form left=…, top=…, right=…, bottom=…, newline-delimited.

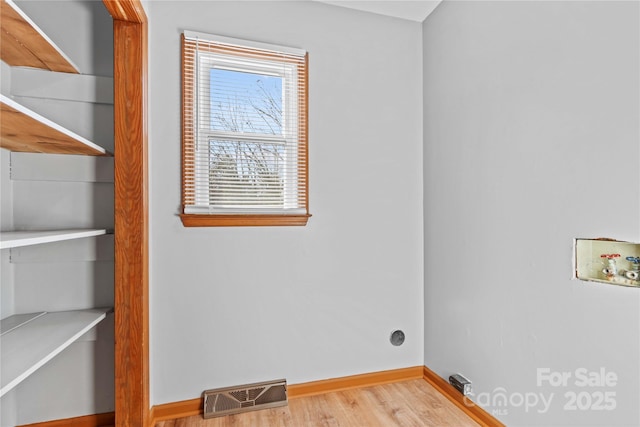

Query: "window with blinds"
left=181, top=31, right=309, bottom=227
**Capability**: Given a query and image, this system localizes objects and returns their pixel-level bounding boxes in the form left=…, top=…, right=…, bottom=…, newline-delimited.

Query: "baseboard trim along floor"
left=150, top=366, right=425, bottom=424
left=288, top=365, right=425, bottom=399
left=16, top=366, right=504, bottom=427
left=422, top=366, right=505, bottom=427
left=17, top=412, right=115, bottom=427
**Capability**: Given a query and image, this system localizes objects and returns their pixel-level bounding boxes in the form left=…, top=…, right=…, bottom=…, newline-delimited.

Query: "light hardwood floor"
left=155, top=379, right=479, bottom=427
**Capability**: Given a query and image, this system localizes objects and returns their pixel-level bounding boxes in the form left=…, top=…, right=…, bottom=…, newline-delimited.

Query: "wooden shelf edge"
left=0, top=308, right=112, bottom=397
left=0, top=0, right=79, bottom=73
left=0, top=229, right=109, bottom=250
left=0, top=95, right=110, bottom=156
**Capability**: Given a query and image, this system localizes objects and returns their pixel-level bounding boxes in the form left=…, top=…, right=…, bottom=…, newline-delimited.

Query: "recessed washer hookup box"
left=575, top=238, right=640, bottom=288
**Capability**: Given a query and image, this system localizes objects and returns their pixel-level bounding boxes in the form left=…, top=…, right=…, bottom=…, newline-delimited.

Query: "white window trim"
left=183, top=30, right=306, bottom=57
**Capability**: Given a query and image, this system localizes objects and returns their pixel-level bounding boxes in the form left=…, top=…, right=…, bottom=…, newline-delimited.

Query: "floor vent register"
left=203, top=379, right=288, bottom=418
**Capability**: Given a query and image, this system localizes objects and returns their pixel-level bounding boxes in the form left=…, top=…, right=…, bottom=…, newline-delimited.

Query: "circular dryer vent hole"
left=390, top=330, right=405, bottom=346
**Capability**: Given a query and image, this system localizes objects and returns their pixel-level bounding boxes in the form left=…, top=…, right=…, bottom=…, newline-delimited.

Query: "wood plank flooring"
left=155, top=379, right=479, bottom=427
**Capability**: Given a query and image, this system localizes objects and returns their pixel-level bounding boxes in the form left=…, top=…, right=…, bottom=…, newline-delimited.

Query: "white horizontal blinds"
left=182, top=35, right=197, bottom=207
left=182, top=32, right=308, bottom=214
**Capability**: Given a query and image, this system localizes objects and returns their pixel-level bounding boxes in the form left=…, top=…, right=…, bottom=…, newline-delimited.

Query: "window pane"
left=210, top=69, right=283, bottom=135
left=208, top=139, right=284, bottom=206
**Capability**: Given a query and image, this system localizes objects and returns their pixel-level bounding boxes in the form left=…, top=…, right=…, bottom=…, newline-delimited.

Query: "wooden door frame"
left=101, top=1, right=149, bottom=426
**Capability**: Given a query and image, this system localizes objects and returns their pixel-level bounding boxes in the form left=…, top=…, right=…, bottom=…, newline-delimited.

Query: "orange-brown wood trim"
left=17, top=412, right=115, bottom=427
left=102, top=0, right=146, bottom=23
left=150, top=397, right=204, bottom=424
left=288, top=366, right=424, bottom=399
left=422, top=366, right=506, bottom=427
left=149, top=366, right=424, bottom=424
left=103, top=1, right=149, bottom=426
left=113, top=18, right=149, bottom=427
left=180, top=214, right=311, bottom=227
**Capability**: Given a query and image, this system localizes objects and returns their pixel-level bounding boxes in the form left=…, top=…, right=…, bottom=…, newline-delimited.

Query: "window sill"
left=180, top=213, right=311, bottom=227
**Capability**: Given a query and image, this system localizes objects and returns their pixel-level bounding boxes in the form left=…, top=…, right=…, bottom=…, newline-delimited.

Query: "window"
left=181, top=31, right=309, bottom=227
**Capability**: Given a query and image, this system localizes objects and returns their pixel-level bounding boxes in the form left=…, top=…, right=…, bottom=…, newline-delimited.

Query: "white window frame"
left=185, top=36, right=303, bottom=215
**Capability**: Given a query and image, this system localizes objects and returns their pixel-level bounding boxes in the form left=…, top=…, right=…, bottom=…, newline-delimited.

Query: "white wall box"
left=0, top=0, right=114, bottom=425
left=575, top=239, right=640, bottom=287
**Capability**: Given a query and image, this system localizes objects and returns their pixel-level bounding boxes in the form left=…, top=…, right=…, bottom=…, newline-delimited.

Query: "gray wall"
left=148, top=1, right=424, bottom=406
left=423, top=1, right=639, bottom=425
left=0, top=83, right=16, bottom=427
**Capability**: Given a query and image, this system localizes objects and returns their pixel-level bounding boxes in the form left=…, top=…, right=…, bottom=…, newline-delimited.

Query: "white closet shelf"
left=0, top=307, right=112, bottom=397
left=0, top=95, right=110, bottom=156
left=0, top=229, right=109, bottom=250
left=0, top=312, right=46, bottom=335
left=0, top=0, right=79, bottom=73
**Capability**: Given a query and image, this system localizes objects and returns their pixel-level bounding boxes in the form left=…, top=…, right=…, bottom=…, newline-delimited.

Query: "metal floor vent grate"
left=203, top=379, right=287, bottom=418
